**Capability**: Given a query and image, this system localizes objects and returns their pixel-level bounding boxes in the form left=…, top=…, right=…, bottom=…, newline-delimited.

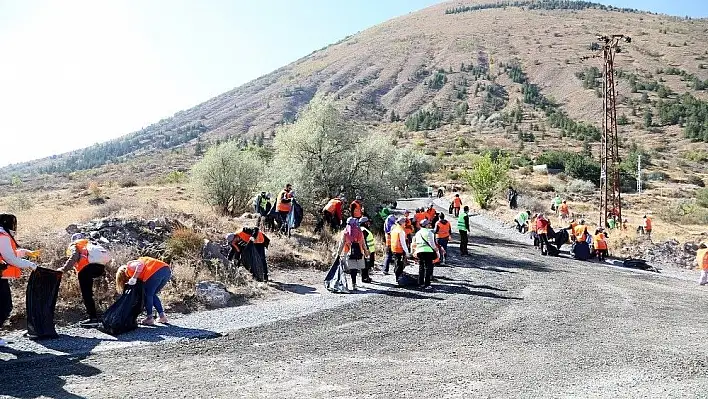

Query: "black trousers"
left=78, top=263, right=106, bottom=319
left=538, top=233, right=550, bottom=255
left=254, top=244, right=269, bottom=281
left=417, top=252, right=435, bottom=286
left=596, top=249, right=608, bottom=261
left=393, top=253, right=407, bottom=280
left=363, top=253, right=374, bottom=282
left=459, top=230, right=469, bottom=255
left=0, top=279, right=11, bottom=327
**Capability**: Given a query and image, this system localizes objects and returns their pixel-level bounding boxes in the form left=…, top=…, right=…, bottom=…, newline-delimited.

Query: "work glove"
left=27, top=250, right=41, bottom=259
left=249, top=237, right=255, bottom=242
left=29, top=263, right=38, bottom=271
left=128, top=277, right=138, bottom=286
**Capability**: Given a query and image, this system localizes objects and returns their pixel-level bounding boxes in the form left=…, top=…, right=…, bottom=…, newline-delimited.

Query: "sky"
left=0, top=0, right=706, bottom=167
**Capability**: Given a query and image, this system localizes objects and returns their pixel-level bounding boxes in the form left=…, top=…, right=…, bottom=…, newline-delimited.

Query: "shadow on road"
left=0, top=346, right=100, bottom=399
left=431, top=283, right=523, bottom=300
left=271, top=282, right=318, bottom=295
left=367, top=282, right=444, bottom=301
left=433, top=276, right=508, bottom=291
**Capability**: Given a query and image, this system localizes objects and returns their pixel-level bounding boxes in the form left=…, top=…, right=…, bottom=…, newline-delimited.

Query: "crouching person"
left=116, top=257, right=171, bottom=326
left=57, top=233, right=110, bottom=325
left=0, top=214, right=38, bottom=346
left=227, top=227, right=271, bottom=281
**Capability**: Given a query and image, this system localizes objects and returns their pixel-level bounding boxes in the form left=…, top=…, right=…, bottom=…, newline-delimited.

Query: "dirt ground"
left=1, top=199, right=708, bottom=399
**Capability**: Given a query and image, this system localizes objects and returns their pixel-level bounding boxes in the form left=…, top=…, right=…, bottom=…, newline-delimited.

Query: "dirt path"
left=2, top=199, right=708, bottom=398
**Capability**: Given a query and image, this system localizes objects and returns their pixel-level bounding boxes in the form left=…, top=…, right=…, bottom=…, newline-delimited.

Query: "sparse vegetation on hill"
left=445, top=0, right=641, bottom=15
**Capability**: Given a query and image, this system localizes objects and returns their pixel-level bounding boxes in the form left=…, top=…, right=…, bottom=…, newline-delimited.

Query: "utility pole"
left=637, top=154, right=642, bottom=194
left=595, top=34, right=631, bottom=228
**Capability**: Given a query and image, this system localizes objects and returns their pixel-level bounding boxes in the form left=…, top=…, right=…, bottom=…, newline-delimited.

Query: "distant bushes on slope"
left=445, top=0, right=641, bottom=15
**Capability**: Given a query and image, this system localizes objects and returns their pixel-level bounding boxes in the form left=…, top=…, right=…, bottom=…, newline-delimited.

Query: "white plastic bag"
left=87, top=243, right=111, bottom=265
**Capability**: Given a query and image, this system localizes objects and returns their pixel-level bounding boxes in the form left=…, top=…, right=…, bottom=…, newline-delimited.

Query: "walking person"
left=381, top=212, right=397, bottom=275
left=350, top=196, right=364, bottom=219
left=334, top=218, right=370, bottom=291
left=116, top=257, right=172, bottom=325
left=0, top=214, right=38, bottom=346
left=434, top=213, right=451, bottom=264
left=390, top=217, right=411, bottom=281
left=458, top=206, right=471, bottom=256
left=412, top=219, right=439, bottom=289
left=507, top=186, right=518, bottom=209
left=359, top=217, right=375, bottom=283
left=452, top=194, right=462, bottom=217
left=697, top=242, right=708, bottom=285
left=57, top=233, right=111, bottom=326
left=559, top=200, right=570, bottom=223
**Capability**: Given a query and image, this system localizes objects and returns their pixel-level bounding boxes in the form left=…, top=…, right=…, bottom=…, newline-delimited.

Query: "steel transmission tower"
left=597, top=34, right=630, bottom=229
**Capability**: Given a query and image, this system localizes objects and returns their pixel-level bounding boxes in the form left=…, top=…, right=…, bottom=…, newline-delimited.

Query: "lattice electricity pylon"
left=596, top=34, right=630, bottom=229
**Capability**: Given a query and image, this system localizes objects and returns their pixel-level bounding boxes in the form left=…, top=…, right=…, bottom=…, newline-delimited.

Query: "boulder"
left=195, top=281, right=232, bottom=308
left=202, top=239, right=230, bottom=269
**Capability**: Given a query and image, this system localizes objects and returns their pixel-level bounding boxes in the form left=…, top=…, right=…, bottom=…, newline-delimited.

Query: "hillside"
left=2, top=0, right=708, bottom=189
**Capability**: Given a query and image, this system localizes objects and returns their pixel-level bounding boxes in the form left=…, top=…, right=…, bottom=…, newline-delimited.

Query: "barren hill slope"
left=3, top=0, right=708, bottom=183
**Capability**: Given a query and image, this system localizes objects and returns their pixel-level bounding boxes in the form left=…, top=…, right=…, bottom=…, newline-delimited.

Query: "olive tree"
left=191, top=142, right=265, bottom=216
left=464, top=153, right=510, bottom=209
left=269, top=98, right=433, bottom=215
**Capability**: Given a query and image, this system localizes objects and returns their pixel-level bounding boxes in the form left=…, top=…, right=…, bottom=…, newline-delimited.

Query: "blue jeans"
left=437, top=238, right=449, bottom=254
left=144, top=267, right=171, bottom=317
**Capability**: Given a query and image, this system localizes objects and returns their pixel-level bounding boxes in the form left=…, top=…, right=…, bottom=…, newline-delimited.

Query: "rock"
left=65, top=224, right=79, bottom=234
left=88, top=197, right=106, bottom=205
left=195, top=281, right=232, bottom=308
left=202, top=239, right=230, bottom=269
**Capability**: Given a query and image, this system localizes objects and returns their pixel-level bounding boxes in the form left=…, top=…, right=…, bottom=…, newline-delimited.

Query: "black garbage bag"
left=26, top=267, right=62, bottom=340
left=448, top=203, right=454, bottom=215
left=101, top=280, right=145, bottom=336
left=292, top=201, right=304, bottom=229
left=623, top=258, right=652, bottom=270
left=572, top=241, right=590, bottom=261
left=396, top=272, right=419, bottom=287
left=241, top=242, right=265, bottom=282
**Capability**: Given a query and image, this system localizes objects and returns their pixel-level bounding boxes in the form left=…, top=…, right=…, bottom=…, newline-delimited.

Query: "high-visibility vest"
left=698, top=248, right=708, bottom=271
left=536, top=218, right=549, bottom=235
left=390, top=225, right=405, bottom=254
left=435, top=221, right=451, bottom=239
left=574, top=225, right=587, bottom=241
left=361, top=227, right=375, bottom=252
left=426, top=208, right=436, bottom=222
left=644, top=218, right=652, bottom=230
left=232, top=231, right=266, bottom=250
left=457, top=212, right=468, bottom=232
left=350, top=201, right=363, bottom=218
left=414, top=212, right=426, bottom=229
left=593, top=234, right=608, bottom=250
left=66, top=239, right=90, bottom=273
left=277, top=190, right=292, bottom=212
left=403, top=219, right=414, bottom=236
left=323, top=199, right=341, bottom=213
left=530, top=217, right=538, bottom=232
left=453, top=197, right=462, bottom=208
left=127, top=257, right=169, bottom=282
left=560, top=203, right=569, bottom=215
left=0, top=232, right=22, bottom=279
left=413, top=228, right=435, bottom=254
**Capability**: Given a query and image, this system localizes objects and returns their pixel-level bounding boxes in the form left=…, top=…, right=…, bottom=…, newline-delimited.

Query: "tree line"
left=445, top=0, right=640, bottom=15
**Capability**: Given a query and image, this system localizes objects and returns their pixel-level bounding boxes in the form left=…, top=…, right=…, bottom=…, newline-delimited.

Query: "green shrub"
left=698, top=188, right=708, bottom=208
left=533, top=183, right=555, bottom=192
left=118, top=178, right=138, bottom=188
left=464, top=154, right=510, bottom=209
left=166, top=228, right=204, bottom=260
left=162, top=171, right=187, bottom=184
left=688, top=175, right=705, bottom=188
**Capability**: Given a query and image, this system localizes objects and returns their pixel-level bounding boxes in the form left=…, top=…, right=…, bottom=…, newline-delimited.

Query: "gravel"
left=2, top=199, right=708, bottom=398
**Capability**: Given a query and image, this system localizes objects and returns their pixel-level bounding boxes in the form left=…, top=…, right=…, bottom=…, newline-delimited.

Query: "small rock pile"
left=624, top=239, right=700, bottom=270
left=65, top=217, right=185, bottom=259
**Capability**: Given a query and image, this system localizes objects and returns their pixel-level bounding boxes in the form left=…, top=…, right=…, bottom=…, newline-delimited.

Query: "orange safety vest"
left=323, top=199, right=341, bottom=213
left=68, top=239, right=91, bottom=273
left=536, top=218, right=549, bottom=235
left=574, top=225, right=587, bottom=242
left=644, top=218, right=652, bottom=231
left=232, top=231, right=266, bottom=251
left=560, top=203, right=569, bottom=215
left=453, top=197, right=462, bottom=208
left=570, top=221, right=578, bottom=231
left=127, top=257, right=169, bottom=282
left=414, top=212, right=426, bottom=228
left=593, top=234, right=608, bottom=250
left=403, top=219, right=414, bottom=236
left=698, top=248, right=708, bottom=271
left=435, top=221, right=451, bottom=239
left=350, top=201, right=363, bottom=218
left=426, top=208, right=436, bottom=223
left=390, top=226, right=405, bottom=254
left=530, top=218, right=538, bottom=233
left=0, top=232, right=22, bottom=279
left=277, top=190, right=292, bottom=212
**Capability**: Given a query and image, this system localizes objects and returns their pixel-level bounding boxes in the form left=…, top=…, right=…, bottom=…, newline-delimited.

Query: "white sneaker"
left=0, top=338, right=8, bottom=347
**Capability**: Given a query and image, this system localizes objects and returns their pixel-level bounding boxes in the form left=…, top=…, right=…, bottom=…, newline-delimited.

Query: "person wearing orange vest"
left=57, top=232, right=108, bottom=324
left=402, top=210, right=414, bottom=244
left=593, top=228, right=609, bottom=261
left=559, top=200, right=570, bottom=222
left=434, top=213, right=451, bottom=265
left=638, top=215, right=652, bottom=238
left=227, top=227, right=271, bottom=281
left=573, top=220, right=589, bottom=243
left=276, top=184, right=294, bottom=231
left=323, top=196, right=344, bottom=230
left=0, top=214, right=38, bottom=346
left=425, top=203, right=437, bottom=225
left=390, top=217, right=411, bottom=281
left=536, top=214, right=551, bottom=256
left=350, top=196, right=364, bottom=219
left=414, top=208, right=427, bottom=231
left=116, top=256, right=171, bottom=326
left=697, top=242, right=708, bottom=285
left=452, top=194, right=462, bottom=217
left=530, top=213, right=539, bottom=248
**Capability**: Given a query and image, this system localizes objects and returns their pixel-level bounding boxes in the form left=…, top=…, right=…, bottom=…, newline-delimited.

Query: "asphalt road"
left=2, top=199, right=707, bottom=399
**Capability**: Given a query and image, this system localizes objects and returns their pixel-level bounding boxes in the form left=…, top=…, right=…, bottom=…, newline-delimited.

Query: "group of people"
left=253, top=184, right=298, bottom=235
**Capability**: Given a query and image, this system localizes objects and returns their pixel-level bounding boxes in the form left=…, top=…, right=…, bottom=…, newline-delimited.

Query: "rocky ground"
left=1, top=198, right=707, bottom=398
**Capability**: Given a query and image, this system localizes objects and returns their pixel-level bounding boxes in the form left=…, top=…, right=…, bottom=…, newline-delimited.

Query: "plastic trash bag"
left=241, top=243, right=265, bottom=282
left=101, top=280, right=145, bottom=336
left=324, top=256, right=348, bottom=293
left=26, top=267, right=62, bottom=340
left=396, top=272, right=419, bottom=287
left=287, top=200, right=304, bottom=229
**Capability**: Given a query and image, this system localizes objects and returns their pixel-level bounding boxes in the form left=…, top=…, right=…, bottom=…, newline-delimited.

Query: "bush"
left=565, top=154, right=600, bottom=183
left=564, top=179, right=596, bottom=194
left=659, top=201, right=708, bottom=225
left=166, top=228, right=205, bottom=261
left=464, top=154, right=510, bottom=209
left=533, top=183, right=555, bottom=192
left=118, top=178, right=138, bottom=188
left=688, top=175, right=706, bottom=187
left=191, top=142, right=265, bottom=216
left=646, top=171, right=669, bottom=181
left=162, top=171, right=187, bottom=184
left=698, top=188, right=708, bottom=208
